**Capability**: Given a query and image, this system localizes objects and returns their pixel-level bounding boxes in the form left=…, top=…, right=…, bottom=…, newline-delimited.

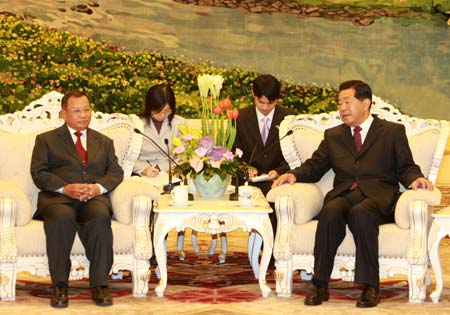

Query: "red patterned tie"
left=74, top=131, right=87, bottom=165
left=353, top=126, right=362, bottom=152
left=350, top=126, right=362, bottom=190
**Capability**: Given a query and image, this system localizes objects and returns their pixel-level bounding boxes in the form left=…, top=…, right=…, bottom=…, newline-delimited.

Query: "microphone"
left=134, top=128, right=193, bottom=199
left=163, top=138, right=174, bottom=193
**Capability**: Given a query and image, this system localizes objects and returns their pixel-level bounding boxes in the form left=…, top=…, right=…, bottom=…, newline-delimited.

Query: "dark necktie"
left=75, top=131, right=87, bottom=164
left=353, top=126, right=362, bottom=152
left=350, top=126, right=362, bottom=190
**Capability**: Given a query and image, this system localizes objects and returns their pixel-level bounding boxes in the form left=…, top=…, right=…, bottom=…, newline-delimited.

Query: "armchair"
left=0, top=91, right=159, bottom=301
left=266, top=96, right=449, bottom=303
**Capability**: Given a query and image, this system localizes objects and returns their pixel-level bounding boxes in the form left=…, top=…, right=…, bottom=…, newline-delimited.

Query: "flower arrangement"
left=197, top=73, right=240, bottom=150
left=173, top=125, right=244, bottom=181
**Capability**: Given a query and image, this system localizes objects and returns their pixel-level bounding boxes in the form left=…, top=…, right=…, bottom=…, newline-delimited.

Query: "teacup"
left=238, top=185, right=260, bottom=207
left=171, top=183, right=189, bottom=207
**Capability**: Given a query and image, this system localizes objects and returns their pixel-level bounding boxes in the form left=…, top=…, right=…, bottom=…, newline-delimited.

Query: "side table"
left=428, top=206, right=450, bottom=303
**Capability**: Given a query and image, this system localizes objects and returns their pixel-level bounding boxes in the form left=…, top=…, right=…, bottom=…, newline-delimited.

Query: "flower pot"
left=192, top=173, right=230, bottom=198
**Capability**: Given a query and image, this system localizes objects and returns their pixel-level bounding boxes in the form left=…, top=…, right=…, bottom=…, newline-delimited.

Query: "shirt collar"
left=256, top=107, right=275, bottom=122
left=353, top=114, right=374, bottom=133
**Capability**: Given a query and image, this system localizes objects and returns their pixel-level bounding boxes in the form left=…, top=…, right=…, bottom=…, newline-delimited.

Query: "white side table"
left=428, top=206, right=450, bottom=303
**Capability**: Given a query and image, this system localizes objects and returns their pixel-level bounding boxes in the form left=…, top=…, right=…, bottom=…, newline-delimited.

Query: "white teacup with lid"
left=238, top=182, right=260, bottom=207
left=171, top=182, right=189, bottom=207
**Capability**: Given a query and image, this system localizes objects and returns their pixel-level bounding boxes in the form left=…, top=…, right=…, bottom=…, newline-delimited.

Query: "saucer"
left=169, top=201, right=192, bottom=208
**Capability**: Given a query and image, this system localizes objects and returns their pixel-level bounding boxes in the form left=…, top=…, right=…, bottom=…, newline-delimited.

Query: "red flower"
left=213, top=105, right=222, bottom=115
left=219, top=98, right=232, bottom=110
left=226, top=108, right=239, bottom=120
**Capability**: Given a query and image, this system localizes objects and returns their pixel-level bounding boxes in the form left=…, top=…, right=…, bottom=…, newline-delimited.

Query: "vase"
left=192, top=173, right=230, bottom=198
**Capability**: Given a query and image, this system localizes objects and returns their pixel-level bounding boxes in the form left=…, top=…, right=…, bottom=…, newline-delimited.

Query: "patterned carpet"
left=4, top=231, right=450, bottom=314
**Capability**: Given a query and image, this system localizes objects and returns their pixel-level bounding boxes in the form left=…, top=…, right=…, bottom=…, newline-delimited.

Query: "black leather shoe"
left=91, top=286, right=113, bottom=306
left=50, top=286, right=68, bottom=308
left=304, top=286, right=329, bottom=306
left=356, top=287, right=380, bottom=308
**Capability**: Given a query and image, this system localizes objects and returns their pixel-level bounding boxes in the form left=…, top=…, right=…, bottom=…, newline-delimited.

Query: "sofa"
left=0, top=91, right=160, bottom=301
left=266, top=95, right=450, bottom=303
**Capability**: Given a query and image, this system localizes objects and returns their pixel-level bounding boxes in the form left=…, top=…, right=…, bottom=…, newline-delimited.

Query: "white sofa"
left=266, top=96, right=450, bottom=303
left=0, top=91, right=160, bottom=301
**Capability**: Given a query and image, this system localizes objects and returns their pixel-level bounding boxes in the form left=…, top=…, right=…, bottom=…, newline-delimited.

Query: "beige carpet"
left=2, top=230, right=450, bottom=314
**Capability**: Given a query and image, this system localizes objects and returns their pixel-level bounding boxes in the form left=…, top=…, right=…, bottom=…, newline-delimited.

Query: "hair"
left=252, top=74, right=281, bottom=103
left=140, top=83, right=176, bottom=126
left=61, top=91, right=90, bottom=109
left=339, top=80, right=372, bottom=106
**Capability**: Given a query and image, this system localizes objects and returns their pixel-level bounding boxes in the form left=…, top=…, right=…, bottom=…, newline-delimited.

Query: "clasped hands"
left=63, top=183, right=101, bottom=202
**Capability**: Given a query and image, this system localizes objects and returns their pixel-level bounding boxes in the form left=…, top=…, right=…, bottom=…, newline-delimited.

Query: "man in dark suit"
left=31, top=91, right=124, bottom=308
left=272, top=80, right=432, bottom=308
left=233, top=74, right=297, bottom=240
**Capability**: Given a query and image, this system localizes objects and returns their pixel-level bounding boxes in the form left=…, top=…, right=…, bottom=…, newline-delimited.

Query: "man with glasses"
left=31, top=91, right=124, bottom=308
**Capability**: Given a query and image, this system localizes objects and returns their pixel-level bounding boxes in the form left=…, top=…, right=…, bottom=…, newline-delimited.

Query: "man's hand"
left=411, top=177, right=433, bottom=191
left=271, top=173, right=297, bottom=188
left=63, top=183, right=101, bottom=201
left=267, top=170, right=279, bottom=181
left=247, top=166, right=258, bottom=180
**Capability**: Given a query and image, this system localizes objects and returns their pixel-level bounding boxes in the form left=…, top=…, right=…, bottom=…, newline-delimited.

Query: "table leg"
left=253, top=220, right=273, bottom=297
left=248, top=231, right=263, bottom=279
left=428, top=221, right=448, bottom=303
left=154, top=229, right=168, bottom=297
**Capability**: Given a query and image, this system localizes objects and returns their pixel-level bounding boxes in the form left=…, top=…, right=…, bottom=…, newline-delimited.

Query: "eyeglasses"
left=151, top=108, right=172, bottom=117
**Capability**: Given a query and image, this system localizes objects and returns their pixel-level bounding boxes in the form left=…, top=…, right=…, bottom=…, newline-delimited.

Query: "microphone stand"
left=163, top=138, right=174, bottom=193
left=134, top=128, right=193, bottom=199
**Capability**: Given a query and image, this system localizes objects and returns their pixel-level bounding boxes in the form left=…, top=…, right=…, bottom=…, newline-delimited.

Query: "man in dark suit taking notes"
left=31, top=91, right=123, bottom=308
left=272, top=80, right=432, bottom=308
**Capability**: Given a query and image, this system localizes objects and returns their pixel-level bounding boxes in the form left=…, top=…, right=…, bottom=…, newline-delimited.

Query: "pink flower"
left=223, top=151, right=234, bottom=160
left=175, top=146, right=186, bottom=154
left=235, top=148, right=243, bottom=158
left=189, top=157, right=204, bottom=173
left=195, top=147, right=208, bottom=157
left=184, top=133, right=193, bottom=140
left=210, top=159, right=222, bottom=169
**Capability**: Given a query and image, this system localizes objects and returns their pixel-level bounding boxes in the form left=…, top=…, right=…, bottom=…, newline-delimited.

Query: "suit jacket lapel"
left=340, top=124, right=357, bottom=155
left=58, top=124, right=82, bottom=163
left=247, top=106, right=263, bottom=147
left=265, top=107, right=282, bottom=147
left=86, top=128, right=99, bottom=165
left=358, top=115, right=383, bottom=157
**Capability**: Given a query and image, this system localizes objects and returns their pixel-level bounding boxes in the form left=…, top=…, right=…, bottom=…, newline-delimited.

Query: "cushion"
left=100, top=124, right=134, bottom=168
left=407, top=129, right=439, bottom=178
left=0, top=180, right=32, bottom=226
left=291, top=220, right=410, bottom=258
left=109, top=177, right=160, bottom=225
left=15, top=220, right=134, bottom=255
left=0, top=130, right=44, bottom=217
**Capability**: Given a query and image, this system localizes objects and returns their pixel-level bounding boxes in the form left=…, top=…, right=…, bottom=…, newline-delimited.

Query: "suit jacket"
left=31, top=124, right=124, bottom=212
left=290, top=115, right=424, bottom=215
left=133, top=115, right=187, bottom=175
left=233, top=105, right=298, bottom=176
left=233, top=105, right=297, bottom=195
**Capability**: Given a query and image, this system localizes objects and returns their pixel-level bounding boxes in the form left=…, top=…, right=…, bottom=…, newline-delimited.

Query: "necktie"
left=261, top=116, right=270, bottom=145
left=350, top=126, right=362, bottom=190
left=75, top=131, right=87, bottom=164
left=353, top=126, right=362, bottom=152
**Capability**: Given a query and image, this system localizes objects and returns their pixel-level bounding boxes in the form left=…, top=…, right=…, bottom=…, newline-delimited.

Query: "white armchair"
left=266, top=96, right=449, bottom=303
left=0, top=91, right=159, bottom=301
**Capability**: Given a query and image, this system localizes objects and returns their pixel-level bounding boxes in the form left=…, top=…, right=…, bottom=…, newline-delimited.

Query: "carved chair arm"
left=267, top=183, right=323, bottom=260
left=0, top=197, right=18, bottom=262
left=109, top=177, right=160, bottom=225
